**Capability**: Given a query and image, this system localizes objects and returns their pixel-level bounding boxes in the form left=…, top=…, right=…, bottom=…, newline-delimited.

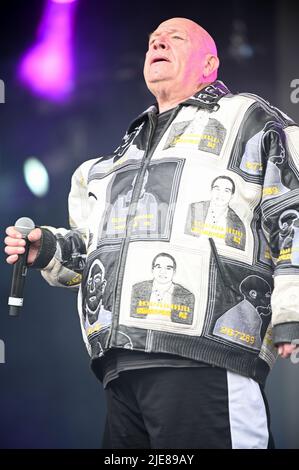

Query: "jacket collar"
left=184, top=80, right=231, bottom=108
left=127, top=80, right=231, bottom=133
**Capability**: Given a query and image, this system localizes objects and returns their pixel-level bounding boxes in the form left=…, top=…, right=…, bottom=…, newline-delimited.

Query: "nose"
left=151, top=36, right=169, bottom=51
left=89, top=279, right=95, bottom=293
left=154, top=42, right=166, bottom=51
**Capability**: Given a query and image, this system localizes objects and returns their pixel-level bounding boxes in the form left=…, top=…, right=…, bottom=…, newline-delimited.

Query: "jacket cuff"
left=29, top=228, right=57, bottom=269
left=273, top=322, right=299, bottom=345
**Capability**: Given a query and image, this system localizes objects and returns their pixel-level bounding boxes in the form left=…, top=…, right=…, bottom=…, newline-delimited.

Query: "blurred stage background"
left=0, top=0, right=299, bottom=449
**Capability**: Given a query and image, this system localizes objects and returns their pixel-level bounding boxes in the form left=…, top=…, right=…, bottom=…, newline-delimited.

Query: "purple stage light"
left=18, top=0, right=78, bottom=101
left=52, top=0, right=77, bottom=3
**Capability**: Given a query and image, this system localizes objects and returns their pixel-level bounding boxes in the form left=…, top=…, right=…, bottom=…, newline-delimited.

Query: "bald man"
left=5, top=18, right=299, bottom=449
left=143, top=18, right=219, bottom=112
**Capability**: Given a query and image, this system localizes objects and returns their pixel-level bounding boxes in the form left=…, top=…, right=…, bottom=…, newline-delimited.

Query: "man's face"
left=143, top=19, right=206, bottom=94
left=250, top=284, right=271, bottom=314
left=86, top=262, right=106, bottom=312
left=211, top=178, right=233, bottom=207
left=152, top=256, right=175, bottom=284
left=279, top=212, right=299, bottom=234
left=243, top=278, right=271, bottom=314
left=257, top=284, right=271, bottom=313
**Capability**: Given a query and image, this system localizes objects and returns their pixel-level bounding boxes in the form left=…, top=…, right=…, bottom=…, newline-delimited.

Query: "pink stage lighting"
left=19, top=0, right=78, bottom=101
left=52, top=0, right=77, bottom=3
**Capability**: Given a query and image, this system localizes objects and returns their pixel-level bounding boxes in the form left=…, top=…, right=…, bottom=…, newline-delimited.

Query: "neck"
left=154, top=81, right=212, bottom=113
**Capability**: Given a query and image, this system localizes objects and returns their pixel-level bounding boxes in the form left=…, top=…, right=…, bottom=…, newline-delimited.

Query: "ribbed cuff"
left=29, top=228, right=57, bottom=269
left=273, top=322, right=299, bottom=345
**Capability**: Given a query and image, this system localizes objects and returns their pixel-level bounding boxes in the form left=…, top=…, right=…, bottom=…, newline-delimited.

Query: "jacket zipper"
left=126, top=104, right=183, bottom=225
left=106, top=105, right=182, bottom=348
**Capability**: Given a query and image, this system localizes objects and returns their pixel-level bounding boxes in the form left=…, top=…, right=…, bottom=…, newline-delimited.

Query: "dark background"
left=0, top=0, right=299, bottom=449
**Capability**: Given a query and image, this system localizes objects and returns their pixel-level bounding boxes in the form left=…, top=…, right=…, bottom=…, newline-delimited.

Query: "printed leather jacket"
left=35, top=81, right=299, bottom=384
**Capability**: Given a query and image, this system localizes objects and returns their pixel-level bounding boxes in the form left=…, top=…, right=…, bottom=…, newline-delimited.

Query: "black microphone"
left=8, top=217, right=35, bottom=316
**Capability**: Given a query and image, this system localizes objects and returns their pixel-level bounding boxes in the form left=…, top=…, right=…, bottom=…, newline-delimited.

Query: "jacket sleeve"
left=260, top=119, right=299, bottom=344
left=31, top=161, right=92, bottom=289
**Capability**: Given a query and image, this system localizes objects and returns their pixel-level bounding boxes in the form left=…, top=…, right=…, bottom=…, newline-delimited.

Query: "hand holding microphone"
left=5, top=217, right=42, bottom=316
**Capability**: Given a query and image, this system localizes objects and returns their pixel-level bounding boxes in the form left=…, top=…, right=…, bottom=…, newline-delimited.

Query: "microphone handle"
left=8, top=240, right=30, bottom=317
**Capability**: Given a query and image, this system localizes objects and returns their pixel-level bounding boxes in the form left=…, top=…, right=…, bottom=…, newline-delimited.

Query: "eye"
left=94, top=275, right=102, bottom=284
left=173, top=35, right=184, bottom=40
left=249, top=290, right=257, bottom=299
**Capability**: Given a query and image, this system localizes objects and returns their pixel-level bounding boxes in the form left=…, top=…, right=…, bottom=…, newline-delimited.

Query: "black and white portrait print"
left=277, top=209, right=299, bottom=265
left=185, top=175, right=246, bottom=250
left=82, top=258, right=112, bottom=338
left=263, top=123, right=299, bottom=200
left=81, top=247, right=121, bottom=342
left=213, top=275, right=272, bottom=350
left=99, top=160, right=184, bottom=242
left=130, top=252, right=195, bottom=325
left=163, top=116, right=226, bottom=156
left=104, top=169, right=159, bottom=237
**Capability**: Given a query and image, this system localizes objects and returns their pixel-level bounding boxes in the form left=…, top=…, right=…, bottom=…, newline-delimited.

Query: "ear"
left=203, top=54, right=220, bottom=79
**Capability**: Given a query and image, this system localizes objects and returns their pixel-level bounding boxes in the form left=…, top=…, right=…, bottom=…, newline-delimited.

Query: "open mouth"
left=150, top=57, right=170, bottom=65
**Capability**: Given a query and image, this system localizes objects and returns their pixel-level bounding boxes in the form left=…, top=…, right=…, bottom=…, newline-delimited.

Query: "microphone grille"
left=14, top=217, right=35, bottom=237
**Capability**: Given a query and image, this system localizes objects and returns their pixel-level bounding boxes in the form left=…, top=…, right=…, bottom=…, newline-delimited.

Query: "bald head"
left=157, top=18, right=218, bottom=56
left=144, top=17, right=220, bottom=111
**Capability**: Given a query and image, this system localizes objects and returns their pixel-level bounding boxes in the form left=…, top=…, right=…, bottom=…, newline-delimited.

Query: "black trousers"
left=102, top=366, right=273, bottom=449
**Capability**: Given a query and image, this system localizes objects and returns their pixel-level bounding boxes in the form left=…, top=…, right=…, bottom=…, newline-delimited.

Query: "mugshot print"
left=213, top=275, right=272, bottom=350
left=105, top=169, right=159, bottom=237
left=263, top=122, right=299, bottom=200
left=99, top=160, right=184, bottom=242
left=185, top=175, right=246, bottom=250
left=163, top=115, right=226, bottom=156
left=277, top=209, right=299, bottom=265
left=130, top=252, right=195, bottom=324
left=83, top=258, right=112, bottom=338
